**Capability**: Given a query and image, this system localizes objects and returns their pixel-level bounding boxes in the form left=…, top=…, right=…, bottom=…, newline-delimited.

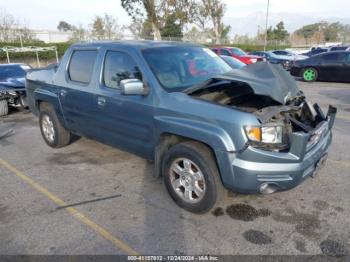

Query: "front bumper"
left=220, top=106, right=336, bottom=194
left=290, top=66, right=302, bottom=77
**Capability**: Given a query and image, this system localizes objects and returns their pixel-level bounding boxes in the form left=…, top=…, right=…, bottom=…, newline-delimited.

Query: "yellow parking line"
left=0, top=158, right=138, bottom=255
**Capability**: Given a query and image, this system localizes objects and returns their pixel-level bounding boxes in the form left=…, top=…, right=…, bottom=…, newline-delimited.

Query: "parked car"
left=291, top=51, right=350, bottom=82
left=271, top=50, right=308, bottom=61
left=249, top=51, right=293, bottom=70
left=211, top=47, right=263, bottom=64
left=302, top=48, right=329, bottom=57
left=0, top=63, right=31, bottom=116
left=220, top=55, right=246, bottom=69
left=329, top=46, right=349, bottom=52
left=26, top=41, right=336, bottom=213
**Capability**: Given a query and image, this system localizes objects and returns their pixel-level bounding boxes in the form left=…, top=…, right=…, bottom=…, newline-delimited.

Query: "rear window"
left=230, top=48, right=246, bottom=56
left=68, top=50, right=97, bottom=84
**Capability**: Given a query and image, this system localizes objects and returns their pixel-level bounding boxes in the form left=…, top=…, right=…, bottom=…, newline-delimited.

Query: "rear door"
left=58, top=49, right=98, bottom=136
left=92, top=49, right=155, bottom=159
left=318, top=52, right=343, bottom=81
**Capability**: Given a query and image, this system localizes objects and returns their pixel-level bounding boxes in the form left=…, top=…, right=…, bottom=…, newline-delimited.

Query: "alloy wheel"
left=303, top=68, right=317, bottom=81
left=169, top=158, right=206, bottom=204
left=41, top=114, right=55, bottom=143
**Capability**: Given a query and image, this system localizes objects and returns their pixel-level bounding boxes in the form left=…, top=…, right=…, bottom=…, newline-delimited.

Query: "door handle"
left=97, top=97, right=106, bottom=107
left=60, top=90, right=67, bottom=97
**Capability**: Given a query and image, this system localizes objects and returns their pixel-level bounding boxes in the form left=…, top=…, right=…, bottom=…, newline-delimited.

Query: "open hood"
left=184, top=62, right=301, bottom=105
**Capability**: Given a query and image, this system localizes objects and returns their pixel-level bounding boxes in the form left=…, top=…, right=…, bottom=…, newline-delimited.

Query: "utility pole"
left=263, top=0, right=270, bottom=51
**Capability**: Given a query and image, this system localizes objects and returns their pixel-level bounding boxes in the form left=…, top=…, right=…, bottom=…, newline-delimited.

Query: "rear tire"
left=162, top=141, right=225, bottom=214
left=0, top=100, right=9, bottom=117
left=39, top=102, right=71, bottom=148
left=302, top=67, right=318, bottom=82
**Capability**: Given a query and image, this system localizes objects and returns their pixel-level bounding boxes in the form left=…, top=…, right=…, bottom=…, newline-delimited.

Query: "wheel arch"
left=154, top=132, right=226, bottom=183
left=153, top=117, right=236, bottom=189
left=34, top=89, right=68, bottom=129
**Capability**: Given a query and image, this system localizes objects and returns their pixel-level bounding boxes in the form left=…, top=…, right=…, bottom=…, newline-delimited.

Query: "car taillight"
left=250, top=59, right=257, bottom=63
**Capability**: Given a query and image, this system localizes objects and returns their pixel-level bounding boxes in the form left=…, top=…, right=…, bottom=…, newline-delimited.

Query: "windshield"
left=0, top=65, right=27, bottom=80
left=230, top=48, right=246, bottom=56
left=143, top=46, right=232, bottom=91
left=266, top=51, right=279, bottom=58
left=221, top=55, right=245, bottom=69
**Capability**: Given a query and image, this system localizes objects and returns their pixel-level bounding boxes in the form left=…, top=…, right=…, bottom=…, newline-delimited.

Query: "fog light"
left=259, top=183, right=278, bottom=194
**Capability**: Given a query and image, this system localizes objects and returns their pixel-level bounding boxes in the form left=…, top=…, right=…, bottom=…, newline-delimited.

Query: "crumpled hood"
left=185, top=62, right=301, bottom=105
left=0, top=77, right=25, bottom=88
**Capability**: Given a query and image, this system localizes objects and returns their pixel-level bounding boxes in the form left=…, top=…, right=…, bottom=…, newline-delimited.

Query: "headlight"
left=250, top=58, right=257, bottom=63
left=282, top=60, right=290, bottom=68
left=244, top=125, right=283, bottom=144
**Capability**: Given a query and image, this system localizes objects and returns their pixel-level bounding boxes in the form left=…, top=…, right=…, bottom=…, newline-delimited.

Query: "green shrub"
left=0, top=42, right=72, bottom=60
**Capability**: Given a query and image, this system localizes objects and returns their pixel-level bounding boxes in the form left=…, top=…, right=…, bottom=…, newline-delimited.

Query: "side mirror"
left=120, top=79, right=148, bottom=96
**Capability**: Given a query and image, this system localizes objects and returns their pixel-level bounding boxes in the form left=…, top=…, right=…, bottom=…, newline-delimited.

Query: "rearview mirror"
left=120, top=79, right=148, bottom=96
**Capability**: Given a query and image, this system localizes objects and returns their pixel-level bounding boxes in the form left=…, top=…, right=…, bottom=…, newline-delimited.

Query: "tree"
left=160, top=14, right=183, bottom=38
left=89, top=14, right=123, bottom=40
left=193, top=0, right=230, bottom=44
left=266, top=26, right=274, bottom=40
left=265, top=22, right=289, bottom=41
left=57, top=21, right=73, bottom=32
left=0, top=9, right=17, bottom=41
left=90, top=16, right=105, bottom=40
left=121, top=0, right=195, bottom=40
left=129, top=18, right=153, bottom=39
left=273, top=21, right=289, bottom=41
left=121, top=0, right=162, bottom=40
left=103, top=14, right=122, bottom=39
left=0, top=10, right=34, bottom=42
left=294, top=21, right=349, bottom=43
left=70, top=24, right=88, bottom=41
left=183, top=26, right=210, bottom=43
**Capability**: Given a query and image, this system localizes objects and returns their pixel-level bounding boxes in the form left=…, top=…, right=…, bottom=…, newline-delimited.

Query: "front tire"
left=0, top=99, right=9, bottom=116
left=302, top=67, right=318, bottom=82
left=39, top=103, right=71, bottom=148
left=162, top=141, right=225, bottom=214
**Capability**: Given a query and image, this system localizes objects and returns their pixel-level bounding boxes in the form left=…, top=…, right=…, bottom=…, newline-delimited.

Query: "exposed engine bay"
left=186, top=79, right=336, bottom=152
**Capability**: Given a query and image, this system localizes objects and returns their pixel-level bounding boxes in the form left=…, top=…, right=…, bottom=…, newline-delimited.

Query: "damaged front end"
left=185, top=62, right=337, bottom=157
left=245, top=98, right=337, bottom=155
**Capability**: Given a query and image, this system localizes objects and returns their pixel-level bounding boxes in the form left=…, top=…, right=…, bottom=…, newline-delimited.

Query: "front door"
left=92, top=50, right=155, bottom=159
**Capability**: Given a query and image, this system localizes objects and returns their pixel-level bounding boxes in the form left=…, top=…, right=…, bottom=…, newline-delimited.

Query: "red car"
left=211, top=47, right=264, bottom=65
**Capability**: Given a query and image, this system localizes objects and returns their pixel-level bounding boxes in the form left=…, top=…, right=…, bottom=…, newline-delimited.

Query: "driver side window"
left=103, top=51, right=142, bottom=89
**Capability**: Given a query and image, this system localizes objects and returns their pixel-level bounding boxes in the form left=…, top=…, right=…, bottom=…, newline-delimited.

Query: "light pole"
left=263, top=0, right=270, bottom=51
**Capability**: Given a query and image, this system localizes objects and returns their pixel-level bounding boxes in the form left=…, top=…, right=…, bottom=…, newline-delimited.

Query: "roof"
left=0, top=63, right=27, bottom=67
left=71, top=40, right=199, bottom=50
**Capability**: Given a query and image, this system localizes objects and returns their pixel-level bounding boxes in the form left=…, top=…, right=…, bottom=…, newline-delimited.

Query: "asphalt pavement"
left=0, top=81, right=349, bottom=256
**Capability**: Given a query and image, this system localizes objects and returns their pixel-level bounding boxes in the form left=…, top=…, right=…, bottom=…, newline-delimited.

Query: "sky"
left=1, top=0, right=350, bottom=36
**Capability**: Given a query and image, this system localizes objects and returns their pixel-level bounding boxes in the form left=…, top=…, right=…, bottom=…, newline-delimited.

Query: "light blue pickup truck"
left=26, top=41, right=337, bottom=213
